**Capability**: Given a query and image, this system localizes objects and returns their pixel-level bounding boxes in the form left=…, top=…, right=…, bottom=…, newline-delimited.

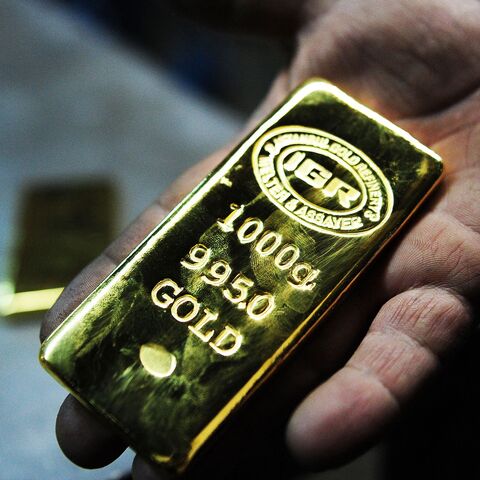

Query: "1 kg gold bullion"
left=40, top=80, right=443, bottom=473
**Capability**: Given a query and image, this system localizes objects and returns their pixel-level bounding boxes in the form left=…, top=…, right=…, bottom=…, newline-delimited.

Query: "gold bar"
left=40, top=80, right=442, bottom=473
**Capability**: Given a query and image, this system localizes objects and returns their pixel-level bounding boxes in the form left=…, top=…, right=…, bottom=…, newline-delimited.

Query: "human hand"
left=41, top=0, right=480, bottom=478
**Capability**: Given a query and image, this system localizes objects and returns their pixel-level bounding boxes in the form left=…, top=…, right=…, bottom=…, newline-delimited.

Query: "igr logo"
left=284, top=151, right=361, bottom=209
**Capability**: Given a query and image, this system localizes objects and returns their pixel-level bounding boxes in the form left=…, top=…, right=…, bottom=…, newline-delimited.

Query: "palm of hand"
left=41, top=0, right=480, bottom=478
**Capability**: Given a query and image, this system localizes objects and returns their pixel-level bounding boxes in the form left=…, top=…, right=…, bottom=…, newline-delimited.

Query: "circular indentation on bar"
left=140, top=343, right=177, bottom=378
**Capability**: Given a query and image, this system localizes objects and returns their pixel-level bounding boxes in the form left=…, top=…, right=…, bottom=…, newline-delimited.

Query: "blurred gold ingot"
left=1, top=180, right=114, bottom=317
left=40, top=80, right=443, bottom=473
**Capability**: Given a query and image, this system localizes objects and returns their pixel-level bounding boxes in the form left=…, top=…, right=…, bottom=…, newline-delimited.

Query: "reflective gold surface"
left=40, top=80, right=442, bottom=473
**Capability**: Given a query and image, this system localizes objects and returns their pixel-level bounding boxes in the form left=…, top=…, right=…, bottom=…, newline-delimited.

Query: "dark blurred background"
left=53, top=0, right=288, bottom=113
left=1, top=1, right=479, bottom=479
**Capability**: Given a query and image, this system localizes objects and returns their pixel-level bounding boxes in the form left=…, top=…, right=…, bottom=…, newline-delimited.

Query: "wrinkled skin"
left=41, top=1, right=480, bottom=478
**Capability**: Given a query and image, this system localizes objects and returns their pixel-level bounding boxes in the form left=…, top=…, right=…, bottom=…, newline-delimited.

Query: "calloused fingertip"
left=285, top=397, right=316, bottom=468
left=286, top=368, right=395, bottom=471
left=56, top=394, right=127, bottom=469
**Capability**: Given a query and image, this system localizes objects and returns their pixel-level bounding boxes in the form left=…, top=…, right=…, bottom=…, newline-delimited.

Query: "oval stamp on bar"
left=252, top=125, right=393, bottom=236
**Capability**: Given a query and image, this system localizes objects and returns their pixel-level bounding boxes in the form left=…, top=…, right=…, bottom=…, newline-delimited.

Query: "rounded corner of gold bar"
left=38, top=341, right=51, bottom=369
left=38, top=344, right=62, bottom=384
left=38, top=340, right=66, bottom=388
left=151, top=453, right=174, bottom=465
left=291, top=78, right=337, bottom=100
left=421, top=147, right=444, bottom=183
left=435, top=158, right=445, bottom=182
left=434, top=151, right=444, bottom=171
left=39, top=333, right=65, bottom=376
left=297, top=77, right=332, bottom=89
left=151, top=452, right=189, bottom=476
